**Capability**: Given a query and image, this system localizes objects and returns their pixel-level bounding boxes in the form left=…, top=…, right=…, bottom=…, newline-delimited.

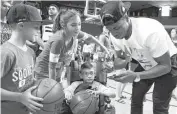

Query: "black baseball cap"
left=6, top=4, right=52, bottom=25
left=100, top=1, right=131, bottom=26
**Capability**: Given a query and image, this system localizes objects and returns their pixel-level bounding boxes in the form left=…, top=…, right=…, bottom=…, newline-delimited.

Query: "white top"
left=42, top=24, right=53, bottom=41
left=110, top=17, right=177, bottom=70
left=83, top=44, right=95, bottom=53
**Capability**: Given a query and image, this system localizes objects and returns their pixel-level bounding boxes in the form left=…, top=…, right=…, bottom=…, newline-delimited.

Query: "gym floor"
left=107, top=79, right=177, bottom=114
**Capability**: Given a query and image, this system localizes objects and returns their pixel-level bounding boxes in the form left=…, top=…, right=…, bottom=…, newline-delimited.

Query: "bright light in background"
left=160, top=6, right=171, bottom=16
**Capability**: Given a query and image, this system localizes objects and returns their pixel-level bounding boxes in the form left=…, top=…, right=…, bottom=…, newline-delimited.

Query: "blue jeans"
left=131, top=55, right=177, bottom=114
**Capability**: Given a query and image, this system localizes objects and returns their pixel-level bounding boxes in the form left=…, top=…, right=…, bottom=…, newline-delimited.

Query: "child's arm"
left=1, top=87, right=43, bottom=112
left=86, top=82, right=116, bottom=98
left=49, top=39, right=63, bottom=80
left=88, top=82, right=116, bottom=98
left=77, top=31, right=109, bottom=54
left=98, top=84, right=116, bottom=98
left=64, top=81, right=82, bottom=100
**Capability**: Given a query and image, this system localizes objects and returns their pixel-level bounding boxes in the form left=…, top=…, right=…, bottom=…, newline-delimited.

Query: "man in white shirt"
left=100, top=1, right=177, bottom=114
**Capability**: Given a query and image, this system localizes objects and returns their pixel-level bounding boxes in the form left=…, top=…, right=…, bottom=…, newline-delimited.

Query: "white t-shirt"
left=110, top=17, right=177, bottom=70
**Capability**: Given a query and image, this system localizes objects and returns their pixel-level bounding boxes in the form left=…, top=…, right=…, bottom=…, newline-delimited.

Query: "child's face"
left=22, top=22, right=41, bottom=42
left=80, top=68, right=95, bottom=83
left=65, top=15, right=81, bottom=38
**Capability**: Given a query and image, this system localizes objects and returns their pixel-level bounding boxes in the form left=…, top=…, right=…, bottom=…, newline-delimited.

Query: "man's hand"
left=19, top=86, right=43, bottom=112
left=109, top=70, right=138, bottom=83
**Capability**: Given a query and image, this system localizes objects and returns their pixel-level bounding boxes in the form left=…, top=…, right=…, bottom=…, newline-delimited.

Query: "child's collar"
left=83, top=81, right=95, bottom=86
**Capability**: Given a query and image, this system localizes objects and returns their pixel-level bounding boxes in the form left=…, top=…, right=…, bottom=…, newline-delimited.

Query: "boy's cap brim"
left=6, top=4, right=53, bottom=25
left=33, top=20, right=53, bottom=25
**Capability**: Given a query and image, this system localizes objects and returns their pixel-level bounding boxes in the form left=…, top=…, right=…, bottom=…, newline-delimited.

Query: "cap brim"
left=34, top=20, right=53, bottom=25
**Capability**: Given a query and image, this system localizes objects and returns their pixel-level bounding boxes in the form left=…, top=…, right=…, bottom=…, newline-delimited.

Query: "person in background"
left=1, top=1, right=12, bottom=44
left=170, top=28, right=177, bottom=101
left=42, top=4, right=59, bottom=43
left=170, top=28, right=177, bottom=47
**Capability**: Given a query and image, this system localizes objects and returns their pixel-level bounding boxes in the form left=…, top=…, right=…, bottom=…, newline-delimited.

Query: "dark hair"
left=52, top=9, right=80, bottom=33
left=49, top=4, right=59, bottom=11
left=81, top=62, right=94, bottom=70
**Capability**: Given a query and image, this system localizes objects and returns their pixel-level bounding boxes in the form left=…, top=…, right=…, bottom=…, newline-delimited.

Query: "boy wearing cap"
left=100, top=1, right=177, bottom=114
left=1, top=4, right=52, bottom=114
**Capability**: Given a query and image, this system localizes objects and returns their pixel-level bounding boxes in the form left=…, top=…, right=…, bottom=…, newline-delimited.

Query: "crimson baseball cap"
left=100, top=1, right=131, bottom=26
left=6, top=4, right=52, bottom=25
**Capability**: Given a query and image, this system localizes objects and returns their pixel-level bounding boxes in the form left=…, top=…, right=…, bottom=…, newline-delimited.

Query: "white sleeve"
left=145, top=31, right=169, bottom=58
left=64, top=81, right=83, bottom=95
left=95, top=82, right=109, bottom=93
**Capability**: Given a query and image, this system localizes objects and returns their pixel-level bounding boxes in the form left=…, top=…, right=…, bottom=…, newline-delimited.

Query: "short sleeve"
left=96, top=82, right=109, bottom=93
left=145, top=31, right=169, bottom=58
left=64, top=81, right=83, bottom=95
left=1, top=49, right=15, bottom=78
left=50, top=39, right=64, bottom=54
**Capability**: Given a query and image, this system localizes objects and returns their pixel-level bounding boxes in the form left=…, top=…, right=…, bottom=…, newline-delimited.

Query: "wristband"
left=134, top=74, right=140, bottom=82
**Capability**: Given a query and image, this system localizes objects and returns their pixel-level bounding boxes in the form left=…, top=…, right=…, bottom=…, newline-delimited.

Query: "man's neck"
left=124, top=18, right=132, bottom=40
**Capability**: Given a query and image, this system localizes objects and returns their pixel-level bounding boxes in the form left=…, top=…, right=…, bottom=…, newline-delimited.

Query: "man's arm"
left=138, top=31, right=171, bottom=79
left=137, top=51, right=171, bottom=79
